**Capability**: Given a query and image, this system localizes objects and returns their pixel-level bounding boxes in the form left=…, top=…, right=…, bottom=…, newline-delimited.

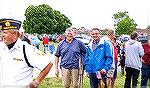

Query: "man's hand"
left=55, top=56, right=59, bottom=78
left=55, top=69, right=59, bottom=77
left=86, top=73, right=90, bottom=78
left=100, top=69, right=106, bottom=74
left=29, top=81, right=39, bottom=88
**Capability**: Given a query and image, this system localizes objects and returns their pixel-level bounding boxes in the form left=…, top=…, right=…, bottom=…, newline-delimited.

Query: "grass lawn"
left=39, top=72, right=124, bottom=88
left=38, top=71, right=150, bottom=88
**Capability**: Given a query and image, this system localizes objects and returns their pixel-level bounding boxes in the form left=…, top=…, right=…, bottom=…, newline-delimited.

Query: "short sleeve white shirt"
left=1, top=39, right=52, bottom=88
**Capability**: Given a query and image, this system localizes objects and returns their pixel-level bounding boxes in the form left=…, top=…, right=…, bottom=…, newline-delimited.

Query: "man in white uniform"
left=0, top=18, right=53, bottom=88
left=0, top=42, right=6, bottom=88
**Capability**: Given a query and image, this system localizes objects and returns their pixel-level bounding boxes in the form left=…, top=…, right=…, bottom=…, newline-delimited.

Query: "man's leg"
left=44, top=45, right=46, bottom=52
left=124, top=67, right=132, bottom=88
left=89, top=73, right=99, bottom=88
left=61, top=67, right=71, bottom=88
left=141, top=64, right=150, bottom=88
left=107, top=77, right=111, bottom=88
left=107, top=68, right=114, bottom=88
left=102, top=74, right=107, bottom=88
left=132, top=68, right=140, bottom=88
left=111, top=63, right=118, bottom=88
left=71, top=69, right=79, bottom=88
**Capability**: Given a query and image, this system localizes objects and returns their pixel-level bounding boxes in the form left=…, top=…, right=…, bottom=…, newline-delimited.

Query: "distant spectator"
left=119, top=42, right=126, bottom=75
left=53, top=34, right=57, bottom=42
left=43, top=36, right=49, bottom=52
left=49, top=44, right=55, bottom=54
left=31, top=33, right=40, bottom=49
left=141, top=39, right=150, bottom=88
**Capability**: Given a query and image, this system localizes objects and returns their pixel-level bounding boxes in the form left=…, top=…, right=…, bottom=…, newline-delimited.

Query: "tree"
left=23, top=4, right=72, bottom=34
left=113, top=11, right=137, bottom=35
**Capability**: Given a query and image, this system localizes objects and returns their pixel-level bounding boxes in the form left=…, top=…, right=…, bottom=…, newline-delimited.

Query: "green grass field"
left=38, top=72, right=125, bottom=88
left=38, top=72, right=150, bottom=88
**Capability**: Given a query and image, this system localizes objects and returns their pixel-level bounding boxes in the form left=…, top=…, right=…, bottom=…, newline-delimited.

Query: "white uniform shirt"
left=0, top=42, right=7, bottom=88
left=1, top=39, right=52, bottom=88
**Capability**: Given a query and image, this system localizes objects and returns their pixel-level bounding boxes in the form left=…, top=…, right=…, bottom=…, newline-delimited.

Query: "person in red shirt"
left=43, top=36, right=49, bottom=52
left=141, top=39, right=150, bottom=88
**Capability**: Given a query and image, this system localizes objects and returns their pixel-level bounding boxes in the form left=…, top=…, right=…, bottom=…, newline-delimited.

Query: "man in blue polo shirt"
left=55, top=28, right=86, bottom=88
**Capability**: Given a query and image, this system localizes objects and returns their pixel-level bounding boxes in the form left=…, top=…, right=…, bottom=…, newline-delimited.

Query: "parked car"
left=119, top=35, right=130, bottom=42
left=137, top=35, right=148, bottom=43
left=74, top=36, right=91, bottom=45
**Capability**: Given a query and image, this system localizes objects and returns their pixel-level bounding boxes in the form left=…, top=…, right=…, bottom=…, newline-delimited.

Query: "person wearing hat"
left=0, top=18, right=53, bottom=88
left=124, top=32, right=144, bottom=88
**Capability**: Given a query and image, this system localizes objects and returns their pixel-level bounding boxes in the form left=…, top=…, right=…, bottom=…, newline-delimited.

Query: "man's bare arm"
left=29, top=62, right=53, bottom=88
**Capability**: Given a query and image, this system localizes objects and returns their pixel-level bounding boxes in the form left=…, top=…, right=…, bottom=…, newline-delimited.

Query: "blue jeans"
left=141, top=64, right=150, bottom=88
left=89, top=73, right=107, bottom=88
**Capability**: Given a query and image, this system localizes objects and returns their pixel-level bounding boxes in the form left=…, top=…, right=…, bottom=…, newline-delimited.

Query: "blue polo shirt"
left=55, top=38, right=86, bottom=69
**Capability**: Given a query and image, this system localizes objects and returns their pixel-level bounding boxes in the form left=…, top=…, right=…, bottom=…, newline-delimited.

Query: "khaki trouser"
left=61, top=67, right=79, bottom=88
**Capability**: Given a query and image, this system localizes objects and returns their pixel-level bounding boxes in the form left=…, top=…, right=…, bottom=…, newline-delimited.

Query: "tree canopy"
left=113, top=11, right=137, bottom=35
left=23, top=4, right=72, bottom=34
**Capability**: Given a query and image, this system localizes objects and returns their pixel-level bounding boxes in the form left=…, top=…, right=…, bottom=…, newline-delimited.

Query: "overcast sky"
left=0, top=0, right=150, bottom=29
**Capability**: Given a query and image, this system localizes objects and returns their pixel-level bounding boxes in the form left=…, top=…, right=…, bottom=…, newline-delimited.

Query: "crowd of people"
left=0, top=18, right=150, bottom=88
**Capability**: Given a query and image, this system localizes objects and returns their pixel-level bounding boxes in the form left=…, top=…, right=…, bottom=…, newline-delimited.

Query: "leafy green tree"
left=113, top=11, right=137, bottom=35
left=23, top=4, right=72, bottom=34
